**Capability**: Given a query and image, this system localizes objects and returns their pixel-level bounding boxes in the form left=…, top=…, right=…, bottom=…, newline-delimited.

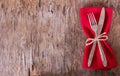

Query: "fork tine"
left=88, top=13, right=92, bottom=26
left=88, top=13, right=94, bottom=26
left=88, top=13, right=97, bottom=26
left=92, top=13, right=97, bottom=25
left=91, top=13, right=95, bottom=25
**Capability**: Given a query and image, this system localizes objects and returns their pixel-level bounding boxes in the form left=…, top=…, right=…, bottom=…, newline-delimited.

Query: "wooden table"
left=0, top=0, right=120, bottom=76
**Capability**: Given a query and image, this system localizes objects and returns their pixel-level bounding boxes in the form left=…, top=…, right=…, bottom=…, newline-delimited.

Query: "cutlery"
left=87, top=13, right=97, bottom=67
left=87, top=7, right=107, bottom=67
left=97, top=7, right=107, bottom=67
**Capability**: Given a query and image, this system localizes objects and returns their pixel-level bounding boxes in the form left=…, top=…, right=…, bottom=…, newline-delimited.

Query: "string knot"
left=86, top=32, right=108, bottom=46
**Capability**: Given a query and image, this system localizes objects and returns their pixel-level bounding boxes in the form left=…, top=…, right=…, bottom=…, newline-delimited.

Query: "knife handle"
left=88, top=41, right=97, bottom=67
left=98, top=41, right=107, bottom=67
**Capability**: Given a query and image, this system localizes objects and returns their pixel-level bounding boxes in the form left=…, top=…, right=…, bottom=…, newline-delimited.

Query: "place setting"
left=80, top=7, right=118, bottom=70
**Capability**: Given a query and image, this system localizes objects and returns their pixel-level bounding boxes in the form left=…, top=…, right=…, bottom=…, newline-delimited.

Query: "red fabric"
left=80, top=7, right=118, bottom=70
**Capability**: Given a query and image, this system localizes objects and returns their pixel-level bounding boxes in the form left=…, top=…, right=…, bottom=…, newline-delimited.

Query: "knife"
left=87, top=7, right=107, bottom=67
left=97, top=7, right=107, bottom=67
left=97, top=7, right=105, bottom=35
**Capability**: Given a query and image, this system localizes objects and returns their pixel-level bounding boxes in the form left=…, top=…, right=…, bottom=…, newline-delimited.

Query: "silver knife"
left=97, top=7, right=107, bottom=67
left=97, top=7, right=105, bottom=35
left=87, top=7, right=107, bottom=67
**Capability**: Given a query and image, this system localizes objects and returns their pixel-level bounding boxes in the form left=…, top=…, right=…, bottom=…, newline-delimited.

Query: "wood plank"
left=0, top=0, right=120, bottom=76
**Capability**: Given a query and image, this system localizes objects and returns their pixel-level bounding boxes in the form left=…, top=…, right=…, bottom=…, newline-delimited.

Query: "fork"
left=87, top=13, right=97, bottom=67
left=87, top=13, right=107, bottom=67
left=88, top=13, right=97, bottom=34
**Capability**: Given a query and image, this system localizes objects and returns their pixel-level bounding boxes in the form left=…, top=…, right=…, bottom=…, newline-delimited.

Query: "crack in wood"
left=38, top=0, right=41, bottom=8
left=62, top=5, right=66, bottom=16
left=28, top=68, right=30, bottom=76
left=1, top=3, right=4, bottom=8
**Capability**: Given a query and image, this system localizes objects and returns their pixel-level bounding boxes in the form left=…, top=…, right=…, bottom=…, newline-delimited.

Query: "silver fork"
left=87, top=13, right=97, bottom=67
left=87, top=13, right=107, bottom=67
left=88, top=13, right=97, bottom=33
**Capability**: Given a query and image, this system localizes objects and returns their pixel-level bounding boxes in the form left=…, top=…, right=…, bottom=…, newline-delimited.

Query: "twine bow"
left=86, top=32, right=108, bottom=46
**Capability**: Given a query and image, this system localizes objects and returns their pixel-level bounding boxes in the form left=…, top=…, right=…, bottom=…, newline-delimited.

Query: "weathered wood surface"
left=0, top=0, right=120, bottom=76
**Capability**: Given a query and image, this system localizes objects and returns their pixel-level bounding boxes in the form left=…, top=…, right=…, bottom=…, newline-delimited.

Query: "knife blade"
left=97, top=7, right=107, bottom=67
left=97, top=7, right=105, bottom=35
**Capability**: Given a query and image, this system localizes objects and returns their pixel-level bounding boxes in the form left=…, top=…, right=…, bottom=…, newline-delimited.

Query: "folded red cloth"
left=80, top=7, right=118, bottom=70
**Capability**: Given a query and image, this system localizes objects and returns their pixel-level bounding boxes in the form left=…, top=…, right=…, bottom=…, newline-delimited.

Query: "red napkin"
left=80, top=7, right=118, bottom=70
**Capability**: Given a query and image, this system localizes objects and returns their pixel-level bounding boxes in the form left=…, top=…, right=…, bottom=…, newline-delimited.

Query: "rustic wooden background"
left=0, top=0, right=120, bottom=76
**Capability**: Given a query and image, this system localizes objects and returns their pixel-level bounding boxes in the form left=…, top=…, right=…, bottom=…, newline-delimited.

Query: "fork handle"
left=88, top=41, right=97, bottom=67
left=98, top=41, right=107, bottom=67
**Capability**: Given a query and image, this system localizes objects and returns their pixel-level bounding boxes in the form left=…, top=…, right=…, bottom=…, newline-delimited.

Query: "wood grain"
left=0, top=0, right=120, bottom=76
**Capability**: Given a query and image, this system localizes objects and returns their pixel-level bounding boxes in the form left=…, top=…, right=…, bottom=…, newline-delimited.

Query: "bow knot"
left=86, top=32, right=108, bottom=46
